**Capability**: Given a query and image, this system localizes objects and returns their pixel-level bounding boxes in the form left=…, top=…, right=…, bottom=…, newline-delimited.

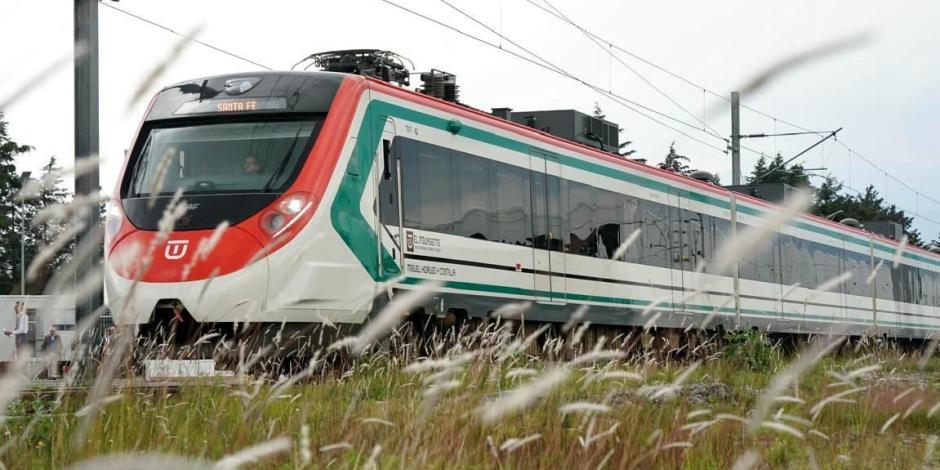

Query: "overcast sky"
left=0, top=0, right=937, bottom=237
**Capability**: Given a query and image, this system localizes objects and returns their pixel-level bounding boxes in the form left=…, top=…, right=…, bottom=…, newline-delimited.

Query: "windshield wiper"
left=262, top=125, right=305, bottom=192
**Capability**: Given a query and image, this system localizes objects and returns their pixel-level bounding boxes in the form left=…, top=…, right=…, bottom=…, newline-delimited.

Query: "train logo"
left=164, top=240, right=189, bottom=260
left=406, top=231, right=414, bottom=253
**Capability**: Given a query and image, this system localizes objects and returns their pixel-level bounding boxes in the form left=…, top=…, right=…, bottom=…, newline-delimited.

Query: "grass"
left=2, top=327, right=940, bottom=469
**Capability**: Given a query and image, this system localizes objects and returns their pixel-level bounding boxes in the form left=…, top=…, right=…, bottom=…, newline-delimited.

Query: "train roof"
left=146, top=71, right=348, bottom=121
left=143, top=70, right=938, bottom=263
left=361, top=74, right=940, bottom=264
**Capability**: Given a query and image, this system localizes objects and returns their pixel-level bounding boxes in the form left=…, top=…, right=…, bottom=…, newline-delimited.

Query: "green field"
left=2, top=327, right=940, bottom=469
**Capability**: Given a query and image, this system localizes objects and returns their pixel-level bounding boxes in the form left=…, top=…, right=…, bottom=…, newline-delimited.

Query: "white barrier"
left=144, top=359, right=215, bottom=380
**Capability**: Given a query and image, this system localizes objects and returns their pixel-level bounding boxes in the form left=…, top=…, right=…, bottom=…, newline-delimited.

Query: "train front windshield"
left=128, top=119, right=321, bottom=197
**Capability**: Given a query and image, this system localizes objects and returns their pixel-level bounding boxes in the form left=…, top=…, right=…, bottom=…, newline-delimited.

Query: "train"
left=103, top=63, right=940, bottom=353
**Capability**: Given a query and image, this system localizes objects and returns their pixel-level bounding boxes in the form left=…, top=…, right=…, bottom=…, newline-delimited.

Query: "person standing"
left=3, top=302, right=29, bottom=359
left=42, top=327, right=62, bottom=379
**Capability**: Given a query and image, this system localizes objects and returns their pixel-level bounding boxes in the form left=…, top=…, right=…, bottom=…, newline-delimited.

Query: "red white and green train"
left=104, top=69, right=940, bottom=346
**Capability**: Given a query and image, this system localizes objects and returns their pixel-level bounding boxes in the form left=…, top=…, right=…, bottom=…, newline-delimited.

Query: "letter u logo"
left=164, top=240, right=189, bottom=260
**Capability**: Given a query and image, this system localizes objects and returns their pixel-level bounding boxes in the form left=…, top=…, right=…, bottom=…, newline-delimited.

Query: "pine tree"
left=591, top=102, right=605, bottom=120
left=22, top=157, right=73, bottom=293
left=747, top=153, right=810, bottom=188
left=658, top=141, right=692, bottom=175
left=0, top=113, right=33, bottom=294
left=810, top=177, right=925, bottom=247
left=591, top=102, right=635, bottom=157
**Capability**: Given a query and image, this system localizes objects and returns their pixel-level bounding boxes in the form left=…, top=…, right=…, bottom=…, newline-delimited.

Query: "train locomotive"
left=104, top=51, right=940, bottom=352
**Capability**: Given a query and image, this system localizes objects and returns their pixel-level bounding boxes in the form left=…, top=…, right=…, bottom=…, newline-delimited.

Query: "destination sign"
left=174, top=96, right=288, bottom=115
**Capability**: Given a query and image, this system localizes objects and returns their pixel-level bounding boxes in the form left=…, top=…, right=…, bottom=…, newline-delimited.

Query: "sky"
left=0, top=0, right=937, bottom=238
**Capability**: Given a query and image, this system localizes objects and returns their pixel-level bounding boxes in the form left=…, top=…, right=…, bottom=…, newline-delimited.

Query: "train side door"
left=771, top=233, right=785, bottom=322
left=667, top=189, right=691, bottom=312
left=838, top=240, right=850, bottom=323
left=375, top=117, right=403, bottom=278
left=530, top=149, right=566, bottom=303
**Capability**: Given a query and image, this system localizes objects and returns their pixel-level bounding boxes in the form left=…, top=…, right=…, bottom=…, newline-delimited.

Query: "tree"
left=21, top=156, right=73, bottom=293
left=591, top=101, right=605, bottom=120
left=812, top=175, right=852, bottom=219
left=810, top=176, right=925, bottom=247
left=744, top=154, right=928, bottom=246
left=746, top=153, right=811, bottom=188
left=592, top=102, right=635, bottom=157
left=658, top=141, right=692, bottom=175
left=0, top=113, right=33, bottom=294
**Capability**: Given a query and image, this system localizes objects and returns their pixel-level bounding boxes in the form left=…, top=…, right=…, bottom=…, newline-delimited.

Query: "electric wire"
left=382, top=0, right=729, bottom=154
left=536, top=0, right=724, bottom=139
left=523, top=0, right=940, bottom=228
left=98, top=1, right=273, bottom=71
left=435, top=0, right=729, bottom=145
left=100, top=0, right=939, bottom=229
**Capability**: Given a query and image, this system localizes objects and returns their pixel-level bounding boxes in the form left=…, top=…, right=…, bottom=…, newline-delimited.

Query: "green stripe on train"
left=330, top=99, right=940, bottom=288
left=400, top=277, right=939, bottom=331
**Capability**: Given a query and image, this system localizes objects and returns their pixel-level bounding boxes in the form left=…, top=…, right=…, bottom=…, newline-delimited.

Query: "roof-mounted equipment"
left=419, top=69, right=459, bottom=103
left=689, top=170, right=716, bottom=184
left=293, top=49, right=413, bottom=86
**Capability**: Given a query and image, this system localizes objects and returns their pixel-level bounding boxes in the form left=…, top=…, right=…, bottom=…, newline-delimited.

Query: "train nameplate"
left=174, top=96, right=288, bottom=115
left=216, top=99, right=258, bottom=112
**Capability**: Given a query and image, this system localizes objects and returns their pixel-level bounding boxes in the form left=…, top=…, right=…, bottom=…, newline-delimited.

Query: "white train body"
left=104, top=71, right=940, bottom=339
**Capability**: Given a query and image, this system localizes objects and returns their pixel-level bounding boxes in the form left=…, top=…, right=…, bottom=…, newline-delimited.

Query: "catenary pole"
left=730, top=91, right=741, bottom=185
left=74, top=0, right=101, bottom=321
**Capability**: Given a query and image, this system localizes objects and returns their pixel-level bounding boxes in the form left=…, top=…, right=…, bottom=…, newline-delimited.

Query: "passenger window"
left=594, top=188, right=621, bottom=259
left=566, top=181, right=596, bottom=256
left=621, top=196, right=643, bottom=263
left=492, top=162, right=529, bottom=246
left=531, top=171, right=549, bottom=249
left=456, top=154, right=492, bottom=240
left=640, top=199, right=669, bottom=267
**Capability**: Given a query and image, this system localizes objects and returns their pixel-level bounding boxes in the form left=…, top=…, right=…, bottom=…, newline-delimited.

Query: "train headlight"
left=279, top=194, right=308, bottom=216
left=261, top=212, right=287, bottom=233
left=260, top=192, right=313, bottom=236
left=105, top=202, right=124, bottom=241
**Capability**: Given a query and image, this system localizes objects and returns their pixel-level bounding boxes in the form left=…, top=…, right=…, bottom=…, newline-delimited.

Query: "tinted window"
left=709, top=216, right=733, bottom=275
left=546, top=175, right=562, bottom=252
left=401, top=139, right=422, bottom=229
left=456, top=153, right=492, bottom=240
left=531, top=171, right=548, bottom=249
left=687, top=211, right=707, bottom=271
left=415, top=145, right=456, bottom=232
left=128, top=119, right=321, bottom=197
left=595, top=188, right=621, bottom=259
left=492, top=162, right=529, bottom=245
left=844, top=250, right=871, bottom=297
left=566, top=181, right=596, bottom=256
left=640, top=199, right=669, bottom=267
left=378, top=139, right=400, bottom=226
left=621, top=196, right=644, bottom=263
left=876, top=257, right=894, bottom=302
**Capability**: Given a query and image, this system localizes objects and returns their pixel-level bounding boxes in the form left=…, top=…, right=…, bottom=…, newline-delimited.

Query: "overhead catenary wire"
left=100, top=0, right=938, bottom=230
left=535, top=0, right=724, bottom=139
left=523, top=0, right=940, bottom=227
left=381, top=0, right=731, bottom=155
left=98, top=1, right=273, bottom=71
left=433, top=1, right=939, bottom=229
left=431, top=0, right=795, bottom=163
left=435, top=0, right=728, bottom=144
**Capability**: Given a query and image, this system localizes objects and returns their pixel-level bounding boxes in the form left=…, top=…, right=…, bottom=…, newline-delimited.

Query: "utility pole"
left=730, top=91, right=741, bottom=185
left=74, top=0, right=101, bottom=320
